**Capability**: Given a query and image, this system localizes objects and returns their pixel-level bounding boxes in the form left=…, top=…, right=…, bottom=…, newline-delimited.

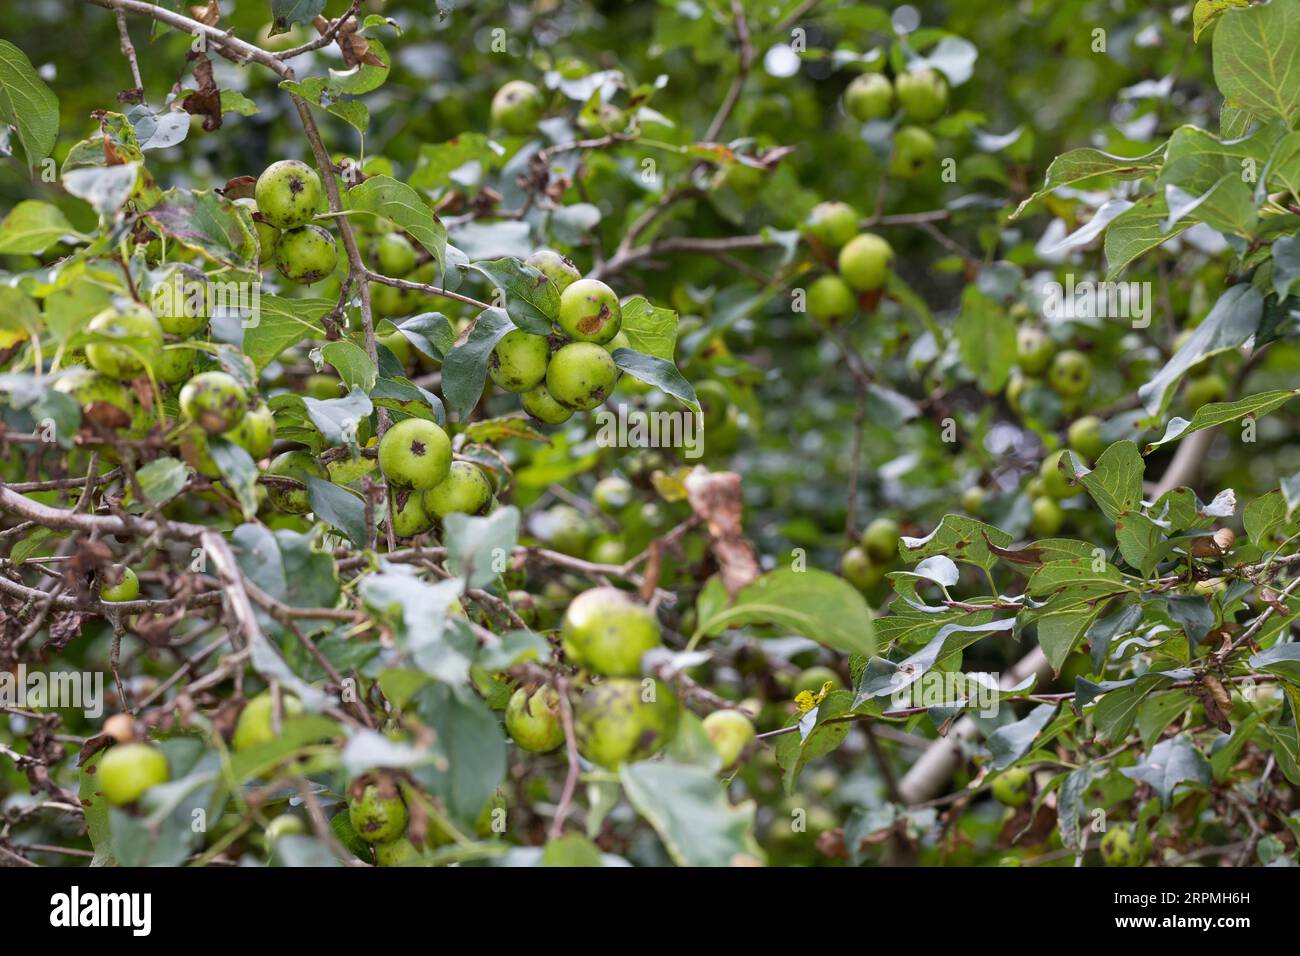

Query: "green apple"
left=373, top=233, right=417, bottom=277
left=521, top=384, right=573, bottom=424
left=1067, top=415, right=1106, bottom=461
left=1184, top=372, right=1228, bottom=409
left=593, top=475, right=633, bottom=513
left=807, top=274, right=857, bottom=325
left=85, top=302, right=164, bottom=381
left=861, top=516, right=900, bottom=563
left=156, top=344, right=197, bottom=385
left=233, top=690, right=304, bottom=751
left=374, top=836, right=420, bottom=866
left=275, top=224, right=338, bottom=284
left=793, top=665, right=842, bottom=696
left=180, top=370, right=248, bottom=435
left=265, top=814, right=307, bottom=842
left=97, top=743, right=169, bottom=806
left=1016, top=325, right=1054, bottom=375
left=1029, top=496, right=1064, bottom=536
left=490, top=80, right=544, bottom=135
left=1048, top=349, right=1091, bottom=398
left=349, top=782, right=408, bottom=844
left=840, top=546, right=884, bottom=591
left=488, top=329, right=550, bottom=392
left=54, top=368, right=136, bottom=427
left=265, top=450, right=328, bottom=514
left=557, top=278, right=622, bottom=344
left=838, top=233, right=894, bottom=291
left=423, top=461, right=493, bottom=518
left=545, top=342, right=619, bottom=411
left=845, top=72, right=893, bottom=121
left=390, top=487, right=434, bottom=537
left=100, top=565, right=140, bottom=602
left=895, top=68, right=948, bottom=121
left=576, top=678, right=679, bottom=769
left=561, top=587, right=661, bottom=676
left=526, top=249, right=581, bottom=292
left=377, top=418, right=452, bottom=490
left=229, top=401, right=277, bottom=460
left=504, top=686, right=565, bottom=753
left=804, top=201, right=859, bottom=249
left=702, top=709, right=755, bottom=768
left=1039, top=449, right=1076, bottom=499
left=889, top=125, right=937, bottom=178
left=255, top=159, right=323, bottom=230
left=233, top=197, right=281, bottom=263
left=1100, top=825, right=1148, bottom=867
left=992, top=767, right=1031, bottom=807
left=961, top=486, right=987, bottom=514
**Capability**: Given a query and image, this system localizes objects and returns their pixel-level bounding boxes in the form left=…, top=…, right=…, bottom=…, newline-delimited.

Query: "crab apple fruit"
left=561, top=587, right=662, bottom=676
left=1100, top=825, right=1147, bottom=867
left=504, top=686, right=565, bottom=753
left=576, top=678, right=680, bottom=769
left=1049, top=349, right=1091, bottom=397
left=703, top=709, right=756, bottom=768
left=805, top=201, right=860, bottom=249
left=889, top=125, right=937, bottom=178
left=180, top=370, right=248, bottom=434
left=233, top=691, right=304, bottom=752
left=153, top=278, right=209, bottom=338
left=390, top=487, right=434, bottom=537
left=489, top=329, right=550, bottom=392
left=374, top=837, right=419, bottom=867
left=588, top=535, right=626, bottom=565
left=593, top=475, right=633, bottom=513
left=275, top=224, right=339, bottom=284
left=490, top=79, right=544, bottom=134
left=845, top=72, right=893, bottom=121
left=807, top=274, right=857, bottom=325
left=424, top=460, right=493, bottom=518
left=1029, top=496, right=1065, bottom=536
left=546, top=342, right=619, bottom=410
left=1016, top=325, right=1054, bottom=375
left=265, top=814, right=307, bottom=846
left=558, top=278, right=622, bottom=344
left=895, top=68, right=949, bottom=121
left=229, top=401, right=276, bottom=460
left=1184, top=372, right=1228, bottom=409
left=85, top=302, right=164, bottom=381
left=349, top=782, right=409, bottom=844
left=255, top=159, right=323, bottom=230
left=54, top=368, right=135, bottom=428
left=100, top=565, right=140, bottom=602
left=1039, top=449, right=1075, bottom=499
left=373, top=232, right=417, bottom=277
left=378, top=328, right=414, bottom=367
left=992, top=767, right=1031, bottom=807
left=861, top=516, right=900, bottom=563
left=838, top=233, right=894, bottom=292
left=97, top=743, right=169, bottom=806
left=233, top=197, right=280, bottom=262
left=521, top=384, right=573, bottom=424
left=371, top=281, right=408, bottom=319
left=840, top=546, right=883, bottom=591
left=526, top=249, right=581, bottom=292
left=156, top=345, right=196, bottom=385
left=962, top=486, right=987, bottom=514
left=1067, top=415, right=1105, bottom=461
left=265, top=450, right=328, bottom=514
left=377, top=417, right=452, bottom=490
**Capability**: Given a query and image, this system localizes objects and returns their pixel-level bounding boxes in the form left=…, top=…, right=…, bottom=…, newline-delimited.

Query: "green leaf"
left=773, top=690, right=857, bottom=793
left=954, top=285, right=1016, bottom=393
left=1145, top=390, right=1299, bottom=452
left=1114, top=511, right=1164, bottom=575
left=1244, top=489, right=1288, bottom=545
left=305, top=476, right=367, bottom=546
left=1036, top=607, right=1101, bottom=672
left=1010, top=144, right=1165, bottom=219
left=1194, top=0, right=1250, bottom=42
left=1138, top=692, right=1193, bottom=749
left=442, top=307, right=513, bottom=419
left=987, top=703, right=1058, bottom=769
left=1027, top=559, right=1134, bottom=604
left=1120, top=735, right=1212, bottom=808
left=242, top=296, right=331, bottom=372
left=1212, top=0, right=1300, bottom=122
left=270, top=0, right=326, bottom=35
left=619, top=296, right=679, bottom=360
left=900, top=514, right=1015, bottom=572
left=542, top=834, right=605, bottom=867
left=855, top=619, right=1015, bottom=702
left=143, top=188, right=258, bottom=269
left=0, top=40, right=60, bottom=170
left=1093, top=673, right=1179, bottom=743
left=348, top=175, right=447, bottom=272
left=0, top=201, right=82, bottom=254
left=444, top=506, right=520, bottom=589
left=1250, top=643, right=1300, bottom=683
left=303, top=387, right=372, bottom=446
left=319, top=341, right=377, bottom=393
left=1065, top=440, right=1144, bottom=520
left=620, top=759, right=763, bottom=866
left=1103, top=192, right=1193, bottom=279
left=208, top=437, right=259, bottom=519
left=63, top=163, right=139, bottom=218
left=361, top=572, right=469, bottom=682
left=696, top=568, right=874, bottom=656
left=227, top=715, right=341, bottom=783
left=414, top=683, right=505, bottom=825
left=610, top=348, right=698, bottom=410
left=409, top=134, right=505, bottom=192
left=469, top=257, right=558, bottom=334
left=79, top=752, right=117, bottom=866
left=129, top=456, right=190, bottom=512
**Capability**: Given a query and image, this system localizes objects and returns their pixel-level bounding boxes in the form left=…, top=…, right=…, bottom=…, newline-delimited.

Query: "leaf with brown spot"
left=181, top=53, right=222, bottom=132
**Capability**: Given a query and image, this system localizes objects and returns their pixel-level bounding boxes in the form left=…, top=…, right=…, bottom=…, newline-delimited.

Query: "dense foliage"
left=1, top=0, right=1298, bottom=868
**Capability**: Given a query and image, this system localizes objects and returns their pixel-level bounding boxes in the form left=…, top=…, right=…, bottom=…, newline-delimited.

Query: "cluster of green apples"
left=372, top=416, right=497, bottom=538
left=244, top=160, right=340, bottom=284
left=844, top=65, right=947, bottom=178
left=839, top=517, right=901, bottom=594
left=490, top=251, right=629, bottom=424
left=803, top=204, right=896, bottom=326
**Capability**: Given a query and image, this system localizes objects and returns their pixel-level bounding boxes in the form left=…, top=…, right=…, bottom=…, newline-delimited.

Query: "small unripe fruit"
left=265, top=814, right=307, bottom=842
left=233, top=691, right=304, bottom=751
left=1016, top=326, right=1054, bottom=375
left=349, top=783, right=408, bottom=844
left=838, top=233, right=894, bottom=292
left=1039, top=450, right=1075, bottom=499
left=894, top=68, right=948, bottom=121
left=97, top=743, right=169, bottom=806
left=229, top=401, right=276, bottom=460
left=1048, top=349, right=1091, bottom=398
left=54, top=369, right=136, bottom=427
left=1099, top=825, right=1148, bottom=867
left=156, top=345, right=196, bottom=385
left=265, top=450, right=328, bottom=514
left=961, top=486, right=987, bottom=514
left=807, top=274, right=857, bottom=325
left=545, top=342, right=619, bottom=411
left=85, top=302, right=164, bottom=381
left=1029, top=496, right=1065, bottom=536
left=992, top=767, right=1031, bottom=807
left=593, top=475, right=633, bottom=513
left=390, top=487, right=434, bottom=537
left=255, top=160, right=323, bottom=230
left=861, top=517, right=901, bottom=563
left=557, top=278, right=622, bottom=344
left=378, top=418, right=452, bottom=489
left=489, top=329, right=550, bottom=392
left=374, top=836, right=419, bottom=866
left=576, top=678, right=679, bottom=769
left=805, top=201, right=860, bottom=249
left=100, top=565, right=140, bottom=603
left=526, top=249, right=581, bottom=292
left=490, top=80, right=544, bottom=135
left=1067, top=415, right=1105, bottom=462
left=840, top=546, right=882, bottom=591
left=505, top=686, right=565, bottom=753
left=233, top=197, right=280, bottom=262
left=180, top=370, right=248, bottom=434
left=845, top=72, right=893, bottom=121
left=1184, top=372, right=1228, bottom=409
left=373, top=233, right=416, bottom=276
left=702, top=709, right=755, bottom=768
left=521, top=384, right=573, bottom=424
left=561, top=587, right=662, bottom=676
left=424, top=461, right=493, bottom=518
left=889, top=125, right=937, bottom=178
left=275, top=224, right=339, bottom=285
